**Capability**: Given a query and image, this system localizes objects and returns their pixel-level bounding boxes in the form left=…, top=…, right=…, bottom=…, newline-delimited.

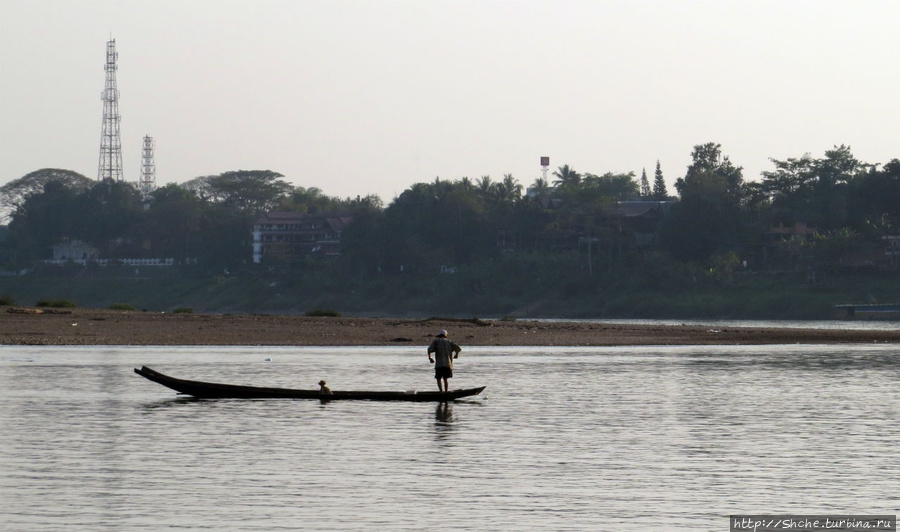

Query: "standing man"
left=427, top=329, right=462, bottom=392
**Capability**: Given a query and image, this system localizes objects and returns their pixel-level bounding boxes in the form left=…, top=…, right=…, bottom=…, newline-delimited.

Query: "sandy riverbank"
left=2, top=307, right=898, bottom=346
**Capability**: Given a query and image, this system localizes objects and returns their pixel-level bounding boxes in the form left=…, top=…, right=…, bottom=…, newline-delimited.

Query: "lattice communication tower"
left=98, top=39, right=123, bottom=182
left=139, top=135, right=157, bottom=197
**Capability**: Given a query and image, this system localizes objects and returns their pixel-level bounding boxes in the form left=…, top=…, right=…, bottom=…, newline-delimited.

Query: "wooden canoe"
left=134, top=366, right=486, bottom=401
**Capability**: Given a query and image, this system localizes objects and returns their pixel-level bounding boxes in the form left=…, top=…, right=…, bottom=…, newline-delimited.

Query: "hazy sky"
left=1, top=0, right=897, bottom=202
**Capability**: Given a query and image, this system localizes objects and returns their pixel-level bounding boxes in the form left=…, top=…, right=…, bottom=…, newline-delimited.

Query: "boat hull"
left=134, top=366, right=485, bottom=401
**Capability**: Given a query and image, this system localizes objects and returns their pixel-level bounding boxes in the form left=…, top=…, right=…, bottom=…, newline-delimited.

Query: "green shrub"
left=109, top=302, right=136, bottom=311
left=0, top=294, right=15, bottom=306
left=173, top=307, right=194, bottom=314
left=305, top=308, right=341, bottom=317
left=35, top=299, right=77, bottom=308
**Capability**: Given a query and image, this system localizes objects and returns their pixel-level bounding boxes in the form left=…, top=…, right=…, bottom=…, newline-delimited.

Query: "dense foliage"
left=1, top=143, right=898, bottom=317
left=0, top=169, right=379, bottom=270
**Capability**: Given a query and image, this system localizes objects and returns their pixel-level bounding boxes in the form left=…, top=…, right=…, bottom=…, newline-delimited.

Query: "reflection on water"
left=140, top=396, right=204, bottom=410
left=435, top=401, right=454, bottom=424
left=1, top=344, right=898, bottom=531
left=434, top=402, right=455, bottom=442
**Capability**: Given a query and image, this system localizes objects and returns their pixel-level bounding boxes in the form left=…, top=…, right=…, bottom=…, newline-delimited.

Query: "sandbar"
left=2, top=307, right=898, bottom=346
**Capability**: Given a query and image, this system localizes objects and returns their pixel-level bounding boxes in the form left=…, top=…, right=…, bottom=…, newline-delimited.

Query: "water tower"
left=139, top=135, right=157, bottom=198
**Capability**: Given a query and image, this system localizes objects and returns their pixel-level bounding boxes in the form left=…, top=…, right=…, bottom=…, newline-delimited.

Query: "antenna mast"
left=139, top=135, right=157, bottom=197
left=98, top=39, right=123, bottom=182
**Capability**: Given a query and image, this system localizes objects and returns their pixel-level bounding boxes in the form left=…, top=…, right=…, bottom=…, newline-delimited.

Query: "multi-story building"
left=252, top=211, right=352, bottom=264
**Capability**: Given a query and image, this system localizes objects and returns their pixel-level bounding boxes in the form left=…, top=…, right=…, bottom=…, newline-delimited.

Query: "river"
left=1, top=343, right=897, bottom=530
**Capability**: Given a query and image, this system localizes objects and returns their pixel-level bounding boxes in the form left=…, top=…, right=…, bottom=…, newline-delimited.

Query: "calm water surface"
left=544, top=317, right=900, bottom=331
left=1, top=344, right=898, bottom=531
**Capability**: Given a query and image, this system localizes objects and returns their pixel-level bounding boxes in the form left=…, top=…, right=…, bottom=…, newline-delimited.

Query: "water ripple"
left=1, top=344, right=898, bottom=530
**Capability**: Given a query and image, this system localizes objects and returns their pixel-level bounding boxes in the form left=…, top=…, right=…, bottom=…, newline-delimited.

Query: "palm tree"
left=477, top=175, right=494, bottom=199
left=552, top=164, right=581, bottom=188
left=526, top=177, right=552, bottom=206
left=529, top=177, right=549, bottom=192
left=496, top=173, right=523, bottom=203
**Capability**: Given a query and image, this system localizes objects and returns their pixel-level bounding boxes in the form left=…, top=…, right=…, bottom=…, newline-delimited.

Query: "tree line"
left=1, top=143, right=898, bottom=282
